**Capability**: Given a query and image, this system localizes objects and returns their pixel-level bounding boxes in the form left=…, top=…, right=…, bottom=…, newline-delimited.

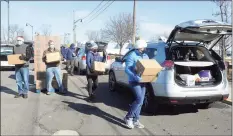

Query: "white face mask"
left=154, top=50, right=157, bottom=56
left=17, top=40, right=23, bottom=45
left=49, top=44, right=55, bottom=49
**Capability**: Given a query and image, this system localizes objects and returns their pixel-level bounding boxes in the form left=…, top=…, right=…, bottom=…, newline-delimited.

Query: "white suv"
left=108, top=19, right=232, bottom=114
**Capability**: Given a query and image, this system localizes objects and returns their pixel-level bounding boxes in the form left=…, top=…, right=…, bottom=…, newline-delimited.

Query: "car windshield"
left=0, top=46, right=13, bottom=55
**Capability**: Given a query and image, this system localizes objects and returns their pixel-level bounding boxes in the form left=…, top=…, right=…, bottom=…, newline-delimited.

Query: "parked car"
left=74, top=41, right=112, bottom=75
left=108, top=19, right=232, bottom=114
left=0, top=44, right=15, bottom=70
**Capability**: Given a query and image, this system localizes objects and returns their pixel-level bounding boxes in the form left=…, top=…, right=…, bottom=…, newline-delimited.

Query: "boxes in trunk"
left=46, top=52, right=61, bottom=63
left=7, top=54, right=26, bottom=65
left=136, top=59, right=162, bottom=83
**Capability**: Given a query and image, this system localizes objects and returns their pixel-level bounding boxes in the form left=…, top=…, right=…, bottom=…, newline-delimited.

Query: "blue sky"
left=1, top=1, right=226, bottom=43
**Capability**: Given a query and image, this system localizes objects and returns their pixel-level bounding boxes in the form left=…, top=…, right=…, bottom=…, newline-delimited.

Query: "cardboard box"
left=7, top=54, right=26, bottom=65
left=46, top=52, right=61, bottom=63
left=136, top=59, right=162, bottom=82
left=93, top=61, right=105, bottom=72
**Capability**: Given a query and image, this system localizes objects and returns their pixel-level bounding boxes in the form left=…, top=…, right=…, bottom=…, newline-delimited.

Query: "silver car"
left=108, top=19, right=232, bottom=114
left=74, top=42, right=113, bottom=75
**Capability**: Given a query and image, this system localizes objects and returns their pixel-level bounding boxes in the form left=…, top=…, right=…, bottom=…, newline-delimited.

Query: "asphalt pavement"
left=1, top=70, right=232, bottom=135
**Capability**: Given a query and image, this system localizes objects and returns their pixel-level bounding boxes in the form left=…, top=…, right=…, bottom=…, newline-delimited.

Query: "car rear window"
left=0, top=46, right=13, bottom=55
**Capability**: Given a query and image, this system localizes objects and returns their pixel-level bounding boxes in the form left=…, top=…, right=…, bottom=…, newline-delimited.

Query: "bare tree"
left=41, top=24, right=52, bottom=36
left=212, top=0, right=232, bottom=58
left=0, top=24, right=29, bottom=44
left=86, top=30, right=103, bottom=41
left=102, top=13, right=139, bottom=54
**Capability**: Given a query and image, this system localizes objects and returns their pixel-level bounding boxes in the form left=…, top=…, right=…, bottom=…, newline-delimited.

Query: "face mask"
left=154, top=50, right=157, bottom=56
left=17, top=41, right=23, bottom=45
left=49, top=44, right=55, bottom=49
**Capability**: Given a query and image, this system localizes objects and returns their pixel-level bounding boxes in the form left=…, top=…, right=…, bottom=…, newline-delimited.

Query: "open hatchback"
left=165, top=19, right=232, bottom=87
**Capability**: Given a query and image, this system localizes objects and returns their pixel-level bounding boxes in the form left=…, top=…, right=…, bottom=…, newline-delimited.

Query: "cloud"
left=139, top=22, right=175, bottom=41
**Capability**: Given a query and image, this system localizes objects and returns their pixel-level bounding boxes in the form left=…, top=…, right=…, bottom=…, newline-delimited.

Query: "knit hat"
left=17, top=36, right=24, bottom=42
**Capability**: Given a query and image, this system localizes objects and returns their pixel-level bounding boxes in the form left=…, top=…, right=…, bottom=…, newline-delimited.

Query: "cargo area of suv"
left=169, top=45, right=223, bottom=87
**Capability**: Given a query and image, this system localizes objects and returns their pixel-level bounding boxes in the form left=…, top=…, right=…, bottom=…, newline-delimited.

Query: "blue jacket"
left=65, top=44, right=77, bottom=60
left=125, top=49, right=149, bottom=82
left=61, top=46, right=67, bottom=58
left=86, top=51, right=106, bottom=75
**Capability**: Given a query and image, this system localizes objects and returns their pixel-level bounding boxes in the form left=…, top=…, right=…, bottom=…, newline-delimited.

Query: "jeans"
left=126, top=82, right=146, bottom=121
left=86, top=75, right=98, bottom=96
left=15, top=67, right=29, bottom=94
left=46, top=67, right=63, bottom=92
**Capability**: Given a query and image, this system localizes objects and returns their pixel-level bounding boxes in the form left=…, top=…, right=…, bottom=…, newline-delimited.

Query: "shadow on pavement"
left=8, top=74, right=35, bottom=85
left=0, top=86, right=18, bottom=95
left=62, top=101, right=128, bottom=129
left=88, top=82, right=199, bottom=116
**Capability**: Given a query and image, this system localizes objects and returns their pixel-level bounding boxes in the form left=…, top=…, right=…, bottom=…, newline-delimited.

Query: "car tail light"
left=223, top=96, right=228, bottom=100
left=82, top=56, right=86, bottom=60
left=170, top=100, right=178, bottom=103
left=107, top=56, right=110, bottom=60
left=161, top=60, right=174, bottom=69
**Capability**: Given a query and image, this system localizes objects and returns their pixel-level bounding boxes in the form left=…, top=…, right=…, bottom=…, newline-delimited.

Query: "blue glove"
left=134, top=74, right=142, bottom=82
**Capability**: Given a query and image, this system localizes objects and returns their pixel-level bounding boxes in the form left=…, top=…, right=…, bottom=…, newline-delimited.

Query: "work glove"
left=19, top=54, right=26, bottom=60
left=134, top=74, right=142, bottom=82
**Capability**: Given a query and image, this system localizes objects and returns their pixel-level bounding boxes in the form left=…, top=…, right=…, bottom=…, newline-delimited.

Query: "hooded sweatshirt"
left=65, top=44, right=77, bottom=60
left=61, top=46, right=67, bottom=58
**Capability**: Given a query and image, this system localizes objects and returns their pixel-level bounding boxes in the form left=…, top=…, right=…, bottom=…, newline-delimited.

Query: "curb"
left=222, top=99, right=232, bottom=105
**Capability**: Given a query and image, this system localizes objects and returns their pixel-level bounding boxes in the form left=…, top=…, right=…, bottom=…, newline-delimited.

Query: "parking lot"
left=1, top=67, right=232, bottom=135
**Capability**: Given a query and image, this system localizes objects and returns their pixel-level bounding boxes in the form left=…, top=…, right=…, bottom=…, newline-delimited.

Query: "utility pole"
left=73, top=10, right=82, bottom=43
left=132, top=0, right=136, bottom=45
left=4, top=0, right=10, bottom=44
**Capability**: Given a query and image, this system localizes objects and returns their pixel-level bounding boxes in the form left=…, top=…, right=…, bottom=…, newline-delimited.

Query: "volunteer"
left=14, top=36, right=33, bottom=99
left=86, top=41, right=106, bottom=101
left=65, top=43, right=77, bottom=76
left=124, top=39, right=149, bottom=129
left=42, top=40, right=65, bottom=95
left=60, top=44, right=67, bottom=61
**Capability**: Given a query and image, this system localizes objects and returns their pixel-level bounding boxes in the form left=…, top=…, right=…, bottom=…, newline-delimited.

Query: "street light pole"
left=26, top=23, right=33, bottom=41
left=73, top=10, right=82, bottom=43
left=4, top=0, right=10, bottom=44
left=132, top=0, right=136, bottom=45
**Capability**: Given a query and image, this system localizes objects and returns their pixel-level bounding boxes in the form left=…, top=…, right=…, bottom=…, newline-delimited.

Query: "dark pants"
left=86, top=75, right=98, bottom=97
left=67, top=60, right=75, bottom=74
left=126, top=82, right=146, bottom=121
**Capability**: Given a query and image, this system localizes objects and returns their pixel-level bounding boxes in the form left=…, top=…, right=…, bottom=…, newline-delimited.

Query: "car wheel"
left=142, top=84, right=159, bottom=115
left=109, top=71, right=117, bottom=92
left=196, top=102, right=212, bottom=109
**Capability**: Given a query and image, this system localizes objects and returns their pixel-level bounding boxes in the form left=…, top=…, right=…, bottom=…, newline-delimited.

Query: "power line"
left=85, top=0, right=115, bottom=25
left=83, top=1, right=112, bottom=23
left=82, top=0, right=105, bottom=20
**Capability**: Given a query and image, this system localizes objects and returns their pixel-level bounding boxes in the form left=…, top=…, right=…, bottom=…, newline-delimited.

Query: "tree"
left=41, top=24, right=52, bottom=36
left=101, top=13, right=139, bottom=54
left=1, top=24, right=28, bottom=44
left=86, top=30, right=103, bottom=41
left=212, top=0, right=232, bottom=58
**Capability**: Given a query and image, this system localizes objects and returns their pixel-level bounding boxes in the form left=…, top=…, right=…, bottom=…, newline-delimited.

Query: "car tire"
left=142, top=84, right=159, bottom=115
left=109, top=71, right=117, bottom=92
left=196, top=102, right=212, bottom=109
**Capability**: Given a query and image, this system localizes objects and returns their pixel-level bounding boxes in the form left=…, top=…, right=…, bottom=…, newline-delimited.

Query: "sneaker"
left=14, top=94, right=23, bottom=98
left=133, top=120, right=144, bottom=128
left=124, top=117, right=134, bottom=129
left=22, top=94, right=28, bottom=99
left=46, top=92, right=52, bottom=95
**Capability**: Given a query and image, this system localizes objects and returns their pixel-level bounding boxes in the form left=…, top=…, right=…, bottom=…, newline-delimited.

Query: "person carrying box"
left=13, top=36, right=33, bottom=99
left=42, top=40, right=65, bottom=95
left=85, top=41, right=106, bottom=101
left=124, top=39, right=149, bottom=129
